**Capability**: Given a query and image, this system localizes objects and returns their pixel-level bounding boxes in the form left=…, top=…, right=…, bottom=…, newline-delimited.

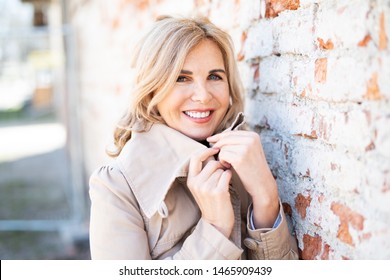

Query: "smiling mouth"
left=183, top=111, right=212, bottom=119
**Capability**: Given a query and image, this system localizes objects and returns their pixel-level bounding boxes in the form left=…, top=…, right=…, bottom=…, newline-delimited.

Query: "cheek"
left=157, top=92, right=184, bottom=116
left=215, top=85, right=230, bottom=108
left=156, top=99, right=171, bottom=120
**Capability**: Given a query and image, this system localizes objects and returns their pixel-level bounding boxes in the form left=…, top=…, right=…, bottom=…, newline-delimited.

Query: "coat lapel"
left=117, top=123, right=206, bottom=218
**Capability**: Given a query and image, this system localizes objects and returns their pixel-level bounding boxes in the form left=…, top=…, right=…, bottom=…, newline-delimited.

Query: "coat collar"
left=116, top=113, right=245, bottom=218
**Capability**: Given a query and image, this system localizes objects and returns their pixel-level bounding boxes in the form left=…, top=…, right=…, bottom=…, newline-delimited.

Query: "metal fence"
left=0, top=24, right=88, bottom=238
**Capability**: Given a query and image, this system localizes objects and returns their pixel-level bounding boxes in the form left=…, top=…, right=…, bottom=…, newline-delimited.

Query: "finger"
left=219, top=160, right=232, bottom=169
left=216, top=169, right=232, bottom=191
left=207, top=130, right=248, bottom=142
left=209, top=131, right=260, bottom=149
left=196, top=160, right=225, bottom=181
left=217, top=147, right=243, bottom=168
left=207, top=131, right=248, bottom=144
left=204, top=168, right=230, bottom=193
left=188, top=147, right=220, bottom=177
left=206, top=132, right=224, bottom=143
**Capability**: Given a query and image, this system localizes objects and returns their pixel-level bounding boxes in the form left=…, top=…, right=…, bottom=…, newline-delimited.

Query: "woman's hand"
left=187, top=147, right=234, bottom=238
left=207, top=131, right=280, bottom=229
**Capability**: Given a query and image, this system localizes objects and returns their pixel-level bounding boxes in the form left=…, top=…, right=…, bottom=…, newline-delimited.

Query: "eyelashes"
left=208, top=74, right=222, bottom=81
left=176, top=74, right=223, bottom=83
left=176, top=76, right=188, bottom=82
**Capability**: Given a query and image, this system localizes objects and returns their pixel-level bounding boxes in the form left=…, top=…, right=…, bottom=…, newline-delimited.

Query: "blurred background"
left=0, top=0, right=89, bottom=259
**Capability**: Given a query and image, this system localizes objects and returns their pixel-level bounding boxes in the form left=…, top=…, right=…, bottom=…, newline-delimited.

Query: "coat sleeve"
left=89, top=165, right=244, bottom=260
left=171, top=218, right=243, bottom=259
left=89, top=165, right=152, bottom=260
left=244, top=202, right=299, bottom=260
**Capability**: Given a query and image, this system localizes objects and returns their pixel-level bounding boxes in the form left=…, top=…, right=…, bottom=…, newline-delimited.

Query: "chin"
left=183, top=130, right=211, bottom=142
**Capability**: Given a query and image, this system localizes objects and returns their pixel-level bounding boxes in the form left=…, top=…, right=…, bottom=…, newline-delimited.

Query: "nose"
left=191, top=81, right=212, bottom=103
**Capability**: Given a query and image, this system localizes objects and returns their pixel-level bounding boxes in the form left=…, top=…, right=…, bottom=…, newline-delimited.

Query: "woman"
left=89, top=16, right=299, bottom=260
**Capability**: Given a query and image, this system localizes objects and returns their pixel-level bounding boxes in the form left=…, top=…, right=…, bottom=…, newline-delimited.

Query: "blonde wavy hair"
left=109, top=15, right=244, bottom=157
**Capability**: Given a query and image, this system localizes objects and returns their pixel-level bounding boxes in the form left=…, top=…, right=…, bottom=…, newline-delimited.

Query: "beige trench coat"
left=89, top=114, right=299, bottom=260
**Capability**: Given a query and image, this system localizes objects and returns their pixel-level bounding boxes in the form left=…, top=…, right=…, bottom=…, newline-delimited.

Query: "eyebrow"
left=180, top=69, right=226, bottom=75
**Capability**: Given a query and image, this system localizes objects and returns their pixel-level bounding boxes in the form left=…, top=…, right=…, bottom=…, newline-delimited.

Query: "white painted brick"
left=248, top=97, right=372, bottom=153
left=257, top=130, right=289, bottom=176
left=354, top=219, right=390, bottom=259
left=258, top=56, right=293, bottom=94
left=304, top=192, right=342, bottom=233
left=245, top=97, right=315, bottom=137
left=314, top=106, right=372, bottom=152
left=291, top=57, right=315, bottom=96
left=363, top=164, right=390, bottom=214
left=237, top=0, right=262, bottom=30
left=314, top=53, right=370, bottom=102
left=289, top=142, right=363, bottom=193
left=154, top=0, right=194, bottom=18
left=299, top=0, right=326, bottom=8
left=244, top=20, right=273, bottom=59
left=374, top=113, right=390, bottom=158
left=239, top=62, right=256, bottom=93
left=315, top=0, right=370, bottom=49
left=273, top=7, right=315, bottom=54
left=208, top=0, right=237, bottom=30
left=378, top=53, right=390, bottom=99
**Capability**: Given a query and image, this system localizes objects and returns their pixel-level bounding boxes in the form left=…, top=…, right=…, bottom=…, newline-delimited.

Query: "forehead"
left=183, top=39, right=225, bottom=69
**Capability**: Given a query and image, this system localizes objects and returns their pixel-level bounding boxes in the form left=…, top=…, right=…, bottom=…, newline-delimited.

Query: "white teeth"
left=184, top=111, right=211, bottom=119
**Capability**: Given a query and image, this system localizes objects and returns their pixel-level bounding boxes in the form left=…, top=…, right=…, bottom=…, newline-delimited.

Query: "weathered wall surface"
left=68, top=0, right=390, bottom=259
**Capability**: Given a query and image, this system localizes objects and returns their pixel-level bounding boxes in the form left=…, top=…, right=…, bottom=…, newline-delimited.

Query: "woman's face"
left=157, top=39, right=230, bottom=141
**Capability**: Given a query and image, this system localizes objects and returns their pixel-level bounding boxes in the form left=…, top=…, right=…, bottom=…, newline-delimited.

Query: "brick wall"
left=68, top=0, right=390, bottom=259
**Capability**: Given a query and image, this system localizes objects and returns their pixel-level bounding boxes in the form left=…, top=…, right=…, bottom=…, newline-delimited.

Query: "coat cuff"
left=245, top=201, right=296, bottom=259
left=180, top=218, right=243, bottom=260
left=249, top=208, right=281, bottom=229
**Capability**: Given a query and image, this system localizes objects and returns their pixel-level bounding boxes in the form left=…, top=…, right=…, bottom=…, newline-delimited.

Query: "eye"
left=209, top=74, right=222, bottom=81
left=176, top=76, right=189, bottom=82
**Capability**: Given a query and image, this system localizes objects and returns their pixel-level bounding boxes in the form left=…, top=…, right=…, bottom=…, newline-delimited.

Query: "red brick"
left=337, top=221, right=354, bottom=246
left=379, top=12, right=387, bottom=50
left=331, top=202, right=365, bottom=230
left=358, top=34, right=372, bottom=47
left=266, top=0, right=300, bottom=18
left=331, top=202, right=365, bottom=246
left=317, top=38, right=334, bottom=50
left=237, top=31, right=247, bottom=61
left=132, top=0, right=149, bottom=10
left=295, top=193, right=312, bottom=219
left=365, top=72, right=381, bottom=100
left=302, top=234, right=322, bottom=259
left=321, top=243, right=332, bottom=260
left=315, top=58, right=327, bottom=84
left=282, top=202, right=292, bottom=217
left=293, top=131, right=318, bottom=140
left=365, top=142, right=376, bottom=151
left=111, top=18, right=120, bottom=29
